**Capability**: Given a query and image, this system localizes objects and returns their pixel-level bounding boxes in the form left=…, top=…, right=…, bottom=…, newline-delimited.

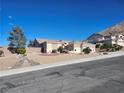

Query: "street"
left=0, top=55, right=124, bottom=93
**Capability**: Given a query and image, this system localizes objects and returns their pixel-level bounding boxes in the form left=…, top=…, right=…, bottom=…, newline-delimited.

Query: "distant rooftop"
left=35, top=38, right=71, bottom=44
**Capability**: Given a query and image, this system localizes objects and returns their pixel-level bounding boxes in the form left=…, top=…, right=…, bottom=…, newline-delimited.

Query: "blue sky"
left=0, top=0, right=124, bottom=46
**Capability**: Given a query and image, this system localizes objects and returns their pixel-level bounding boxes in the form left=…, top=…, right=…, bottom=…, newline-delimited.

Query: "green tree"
left=8, top=26, right=26, bottom=53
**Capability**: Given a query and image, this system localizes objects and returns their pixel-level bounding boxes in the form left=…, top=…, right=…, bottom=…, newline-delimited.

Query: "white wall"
left=74, top=47, right=81, bottom=53
left=46, top=43, right=63, bottom=53
left=118, top=35, right=124, bottom=46
left=111, top=35, right=124, bottom=46
left=47, top=44, right=52, bottom=53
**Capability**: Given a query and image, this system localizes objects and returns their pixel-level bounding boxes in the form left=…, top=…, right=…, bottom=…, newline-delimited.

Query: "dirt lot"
left=0, top=48, right=98, bottom=71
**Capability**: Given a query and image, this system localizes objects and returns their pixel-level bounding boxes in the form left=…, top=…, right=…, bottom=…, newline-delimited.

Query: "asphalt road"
left=0, top=55, right=124, bottom=93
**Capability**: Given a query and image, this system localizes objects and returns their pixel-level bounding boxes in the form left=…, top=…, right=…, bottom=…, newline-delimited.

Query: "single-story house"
left=41, top=40, right=65, bottom=53
left=31, top=39, right=96, bottom=53
left=65, top=41, right=96, bottom=53
left=30, top=38, right=70, bottom=53
left=65, top=41, right=82, bottom=53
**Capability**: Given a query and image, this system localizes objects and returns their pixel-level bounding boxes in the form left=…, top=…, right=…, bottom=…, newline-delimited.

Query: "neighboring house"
left=65, top=41, right=82, bottom=53
left=41, top=40, right=65, bottom=53
left=117, top=34, right=124, bottom=46
left=65, top=41, right=96, bottom=53
left=31, top=38, right=70, bottom=53
left=32, top=39, right=46, bottom=47
left=87, top=33, right=124, bottom=47
left=102, top=34, right=124, bottom=46
left=87, top=33, right=104, bottom=44
left=31, top=38, right=96, bottom=53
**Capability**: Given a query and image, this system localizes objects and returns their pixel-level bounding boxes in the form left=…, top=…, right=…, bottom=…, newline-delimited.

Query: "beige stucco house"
left=31, top=39, right=96, bottom=54
left=65, top=41, right=96, bottom=54
left=65, top=42, right=82, bottom=53
left=41, top=40, right=65, bottom=53
left=31, top=38, right=70, bottom=53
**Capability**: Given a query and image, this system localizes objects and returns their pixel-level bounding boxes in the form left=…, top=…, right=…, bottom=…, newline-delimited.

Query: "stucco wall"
left=73, top=47, right=81, bottom=53
left=46, top=44, right=52, bottom=53
left=45, top=43, right=63, bottom=53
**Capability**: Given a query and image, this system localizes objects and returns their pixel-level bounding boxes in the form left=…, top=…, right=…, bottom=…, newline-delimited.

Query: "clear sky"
left=0, top=0, right=124, bottom=46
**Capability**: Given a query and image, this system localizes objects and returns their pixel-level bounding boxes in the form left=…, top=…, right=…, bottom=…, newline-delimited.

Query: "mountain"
left=99, top=21, right=124, bottom=36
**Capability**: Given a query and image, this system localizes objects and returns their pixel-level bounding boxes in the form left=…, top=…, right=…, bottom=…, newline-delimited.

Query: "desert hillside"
left=99, top=21, right=124, bottom=36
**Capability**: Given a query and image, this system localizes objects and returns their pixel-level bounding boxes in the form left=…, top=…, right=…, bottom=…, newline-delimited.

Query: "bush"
left=15, top=48, right=26, bottom=54
left=83, top=47, right=92, bottom=54
left=115, top=45, right=123, bottom=51
left=57, top=46, right=64, bottom=53
left=52, top=49, right=57, bottom=53
left=8, top=47, right=16, bottom=54
left=0, top=50, right=4, bottom=56
left=99, top=43, right=123, bottom=52
left=95, top=44, right=100, bottom=48
left=100, top=44, right=112, bottom=50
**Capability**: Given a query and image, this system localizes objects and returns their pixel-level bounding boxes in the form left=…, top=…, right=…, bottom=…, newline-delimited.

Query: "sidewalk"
left=0, top=51, right=124, bottom=77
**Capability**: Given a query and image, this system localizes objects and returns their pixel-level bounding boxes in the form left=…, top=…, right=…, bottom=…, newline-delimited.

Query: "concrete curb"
left=0, top=51, right=124, bottom=77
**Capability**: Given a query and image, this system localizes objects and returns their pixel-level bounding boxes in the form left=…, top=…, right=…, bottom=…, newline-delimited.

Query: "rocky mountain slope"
left=99, top=21, right=124, bottom=36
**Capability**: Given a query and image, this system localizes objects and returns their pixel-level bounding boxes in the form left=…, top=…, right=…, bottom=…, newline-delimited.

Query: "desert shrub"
left=108, top=48, right=116, bottom=52
left=57, top=46, right=63, bottom=53
left=83, top=47, right=92, bottom=54
left=100, top=44, right=112, bottom=50
left=95, top=44, right=100, bottom=48
left=15, top=48, right=26, bottom=54
left=0, top=50, right=4, bottom=56
left=115, top=45, right=123, bottom=51
left=52, top=49, right=57, bottom=53
left=99, top=43, right=123, bottom=52
left=8, top=47, right=16, bottom=53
